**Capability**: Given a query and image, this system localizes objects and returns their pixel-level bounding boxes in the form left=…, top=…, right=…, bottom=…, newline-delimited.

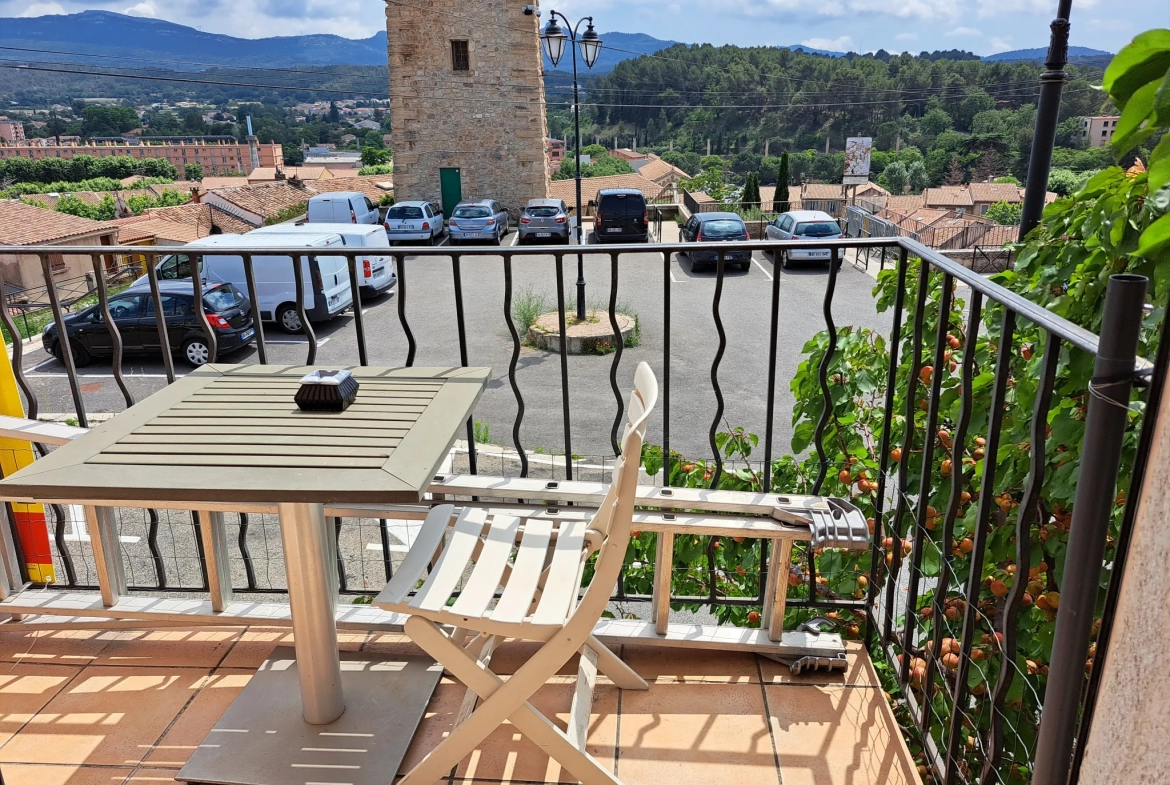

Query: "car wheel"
left=740, top=262, right=751, bottom=271
left=182, top=337, right=211, bottom=367
left=276, top=304, right=303, bottom=334
left=53, top=340, right=91, bottom=368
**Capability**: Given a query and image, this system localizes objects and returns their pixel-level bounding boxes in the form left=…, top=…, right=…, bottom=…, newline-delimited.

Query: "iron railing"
left=0, top=235, right=1158, bottom=785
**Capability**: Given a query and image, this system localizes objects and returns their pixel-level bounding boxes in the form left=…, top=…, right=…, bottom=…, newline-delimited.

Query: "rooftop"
left=0, top=201, right=118, bottom=245
left=548, top=173, right=664, bottom=208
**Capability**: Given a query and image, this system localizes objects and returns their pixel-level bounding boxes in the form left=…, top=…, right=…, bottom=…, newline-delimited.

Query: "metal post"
left=1031, top=273, right=1147, bottom=785
left=570, top=23, right=587, bottom=322
left=1019, top=0, right=1073, bottom=240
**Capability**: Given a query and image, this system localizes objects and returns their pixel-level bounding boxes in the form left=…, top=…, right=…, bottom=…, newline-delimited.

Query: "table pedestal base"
left=177, top=647, right=443, bottom=785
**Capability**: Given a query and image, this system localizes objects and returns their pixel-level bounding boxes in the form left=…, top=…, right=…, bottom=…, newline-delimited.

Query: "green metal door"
left=439, top=168, right=462, bottom=218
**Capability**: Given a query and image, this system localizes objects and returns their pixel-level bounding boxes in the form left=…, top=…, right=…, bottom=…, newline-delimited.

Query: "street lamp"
left=541, top=11, right=603, bottom=321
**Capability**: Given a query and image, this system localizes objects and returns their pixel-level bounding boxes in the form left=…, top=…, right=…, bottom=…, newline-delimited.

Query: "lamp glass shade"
left=542, top=23, right=567, bottom=66
left=580, top=27, right=601, bottom=68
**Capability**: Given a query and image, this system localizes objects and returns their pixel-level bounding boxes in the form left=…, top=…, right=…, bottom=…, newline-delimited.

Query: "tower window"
left=451, top=40, right=470, bottom=71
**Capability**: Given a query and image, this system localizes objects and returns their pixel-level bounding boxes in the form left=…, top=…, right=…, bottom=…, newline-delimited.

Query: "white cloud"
left=975, top=0, right=1056, bottom=19
left=801, top=35, right=855, bottom=52
left=988, top=37, right=1014, bottom=54
left=18, top=2, right=65, bottom=15
left=896, top=32, right=918, bottom=41
left=947, top=27, right=982, bottom=36
left=123, top=1, right=156, bottom=16
left=668, top=2, right=680, bottom=12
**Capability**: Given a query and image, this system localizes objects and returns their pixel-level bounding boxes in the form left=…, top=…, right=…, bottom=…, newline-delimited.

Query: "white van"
left=253, top=223, right=396, bottom=297
left=134, top=233, right=353, bottom=333
left=306, top=191, right=379, bottom=225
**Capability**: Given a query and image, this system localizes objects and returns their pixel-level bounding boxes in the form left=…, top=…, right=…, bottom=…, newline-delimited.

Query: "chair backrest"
left=570, top=362, right=657, bottom=629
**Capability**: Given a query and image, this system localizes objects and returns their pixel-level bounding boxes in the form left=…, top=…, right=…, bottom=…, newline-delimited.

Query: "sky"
left=1, top=0, right=1167, bottom=56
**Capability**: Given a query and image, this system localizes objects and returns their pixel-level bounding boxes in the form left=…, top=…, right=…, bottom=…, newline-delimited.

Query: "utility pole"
left=1019, top=0, right=1073, bottom=240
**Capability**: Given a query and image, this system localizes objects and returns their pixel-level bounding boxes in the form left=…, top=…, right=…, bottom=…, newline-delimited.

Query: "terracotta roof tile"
left=307, top=175, right=393, bottom=201
left=634, top=157, right=689, bottom=183
left=758, top=186, right=801, bottom=207
left=854, top=181, right=890, bottom=197
left=210, top=180, right=311, bottom=222
left=548, top=173, right=663, bottom=209
left=968, top=182, right=1023, bottom=204
left=802, top=183, right=845, bottom=200
left=884, top=195, right=927, bottom=213
left=923, top=186, right=974, bottom=207
left=0, top=201, right=118, bottom=245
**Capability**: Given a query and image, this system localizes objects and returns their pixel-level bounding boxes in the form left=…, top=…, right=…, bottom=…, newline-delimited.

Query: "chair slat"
left=451, top=515, right=520, bottom=617
left=530, top=520, right=587, bottom=626
left=411, top=508, right=488, bottom=612
left=374, top=504, right=455, bottom=608
left=491, top=518, right=553, bottom=624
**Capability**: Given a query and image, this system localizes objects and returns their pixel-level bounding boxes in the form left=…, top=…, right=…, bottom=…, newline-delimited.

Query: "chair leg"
left=402, top=617, right=622, bottom=785
left=584, top=635, right=649, bottom=691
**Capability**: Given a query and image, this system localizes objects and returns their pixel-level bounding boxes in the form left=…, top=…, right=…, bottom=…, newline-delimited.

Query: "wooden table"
left=0, top=364, right=489, bottom=728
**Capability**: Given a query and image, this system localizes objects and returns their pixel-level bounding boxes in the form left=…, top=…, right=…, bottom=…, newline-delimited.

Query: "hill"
left=983, top=45, right=1112, bottom=62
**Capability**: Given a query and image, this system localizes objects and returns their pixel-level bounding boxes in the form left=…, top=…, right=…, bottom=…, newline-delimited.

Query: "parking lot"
left=17, top=222, right=893, bottom=463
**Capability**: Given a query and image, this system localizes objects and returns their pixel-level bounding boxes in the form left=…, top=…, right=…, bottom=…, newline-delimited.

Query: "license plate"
left=814, top=251, right=829, bottom=257
left=397, top=225, right=410, bottom=230
left=535, top=232, right=552, bottom=238
left=606, top=227, right=622, bottom=233
left=371, top=267, right=384, bottom=276
left=241, top=329, right=254, bottom=340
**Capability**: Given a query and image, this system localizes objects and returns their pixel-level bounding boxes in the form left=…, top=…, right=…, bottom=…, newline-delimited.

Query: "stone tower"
left=384, top=0, right=550, bottom=217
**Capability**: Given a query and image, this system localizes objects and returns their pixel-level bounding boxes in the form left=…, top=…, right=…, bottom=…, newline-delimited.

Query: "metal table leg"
left=277, top=501, right=345, bottom=724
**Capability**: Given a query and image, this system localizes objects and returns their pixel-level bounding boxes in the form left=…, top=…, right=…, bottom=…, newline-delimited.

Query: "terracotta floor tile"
left=488, top=640, right=597, bottom=678
left=0, top=664, right=81, bottom=746
left=0, top=763, right=134, bottom=785
left=758, top=642, right=877, bottom=688
left=620, top=644, right=760, bottom=684
left=0, top=628, right=110, bottom=665
left=218, top=628, right=366, bottom=669
left=765, top=684, right=922, bottom=785
left=140, top=670, right=253, bottom=768
left=125, top=767, right=183, bottom=782
left=617, top=683, right=780, bottom=785
left=363, top=632, right=425, bottom=658
left=0, top=665, right=209, bottom=767
left=92, top=629, right=240, bottom=669
left=399, top=680, right=619, bottom=783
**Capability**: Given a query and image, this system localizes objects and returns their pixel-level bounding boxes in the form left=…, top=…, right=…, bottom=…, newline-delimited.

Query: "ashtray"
left=295, top=369, right=359, bottom=412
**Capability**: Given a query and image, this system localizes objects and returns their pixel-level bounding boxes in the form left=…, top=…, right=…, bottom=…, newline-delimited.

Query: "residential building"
left=757, top=185, right=802, bottom=210
left=548, top=172, right=663, bottom=216
left=968, top=182, right=1024, bottom=216
left=1082, top=115, right=1120, bottom=148
left=354, top=119, right=382, bottom=131
left=546, top=138, right=566, bottom=172
left=0, top=138, right=282, bottom=173
left=631, top=155, right=690, bottom=201
left=246, top=166, right=336, bottom=183
left=386, top=0, right=549, bottom=215
left=611, top=147, right=650, bottom=163
left=0, top=118, right=26, bottom=144
left=0, top=201, right=119, bottom=288
left=923, top=186, right=975, bottom=216
left=202, top=180, right=313, bottom=229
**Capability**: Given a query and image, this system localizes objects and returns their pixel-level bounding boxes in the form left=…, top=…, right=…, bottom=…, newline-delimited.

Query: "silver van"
left=307, top=191, right=380, bottom=225
left=254, top=223, right=396, bottom=297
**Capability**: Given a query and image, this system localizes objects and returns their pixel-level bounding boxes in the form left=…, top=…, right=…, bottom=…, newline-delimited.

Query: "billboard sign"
left=843, top=136, right=873, bottom=185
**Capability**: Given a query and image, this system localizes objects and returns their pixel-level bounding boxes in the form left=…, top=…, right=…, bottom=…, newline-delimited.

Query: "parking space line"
left=32, top=358, right=55, bottom=372
left=670, top=269, right=685, bottom=283
left=752, top=256, right=774, bottom=281
left=507, top=232, right=519, bottom=247
left=266, top=337, right=331, bottom=346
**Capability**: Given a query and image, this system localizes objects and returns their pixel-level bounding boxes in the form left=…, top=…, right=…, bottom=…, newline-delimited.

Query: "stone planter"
left=527, top=310, right=636, bottom=355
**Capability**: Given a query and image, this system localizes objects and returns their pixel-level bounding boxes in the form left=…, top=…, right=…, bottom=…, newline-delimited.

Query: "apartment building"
left=0, top=137, right=283, bottom=173
left=0, top=119, right=26, bottom=143
left=1082, top=115, right=1120, bottom=148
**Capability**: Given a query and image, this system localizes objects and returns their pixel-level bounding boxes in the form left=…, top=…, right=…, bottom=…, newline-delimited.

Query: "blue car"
left=448, top=199, right=509, bottom=245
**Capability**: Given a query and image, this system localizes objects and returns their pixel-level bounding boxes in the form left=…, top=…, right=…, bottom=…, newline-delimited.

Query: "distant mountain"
left=0, top=10, right=387, bottom=69
left=983, top=46, right=1112, bottom=62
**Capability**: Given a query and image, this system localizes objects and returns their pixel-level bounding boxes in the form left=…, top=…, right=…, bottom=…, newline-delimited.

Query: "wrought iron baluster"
left=395, top=253, right=415, bottom=366
left=88, top=254, right=134, bottom=409
left=241, top=253, right=267, bottom=365
left=810, top=246, right=841, bottom=493
left=708, top=250, right=727, bottom=489
left=191, top=510, right=209, bottom=591
left=662, top=250, right=671, bottom=484
left=0, top=268, right=41, bottom=416
left=141, top=250, right=176, bottom=383
left=762, top=248, right=784, bottom=493
left=146, top=508, right=167, bottom=588
left=451, top=253, right=477, bottom=475
left=38, top=253, right=88, bottom=427
left=502, top=255, right=528, bottom=477
left=237, top=512, right=257, bottom=590
left=983, top=330, right=1060, bottom=782
left=554, top=253, right=573, bottom=480
left=334, top=516, right=347, bottom=592
left=866, top=247, right=909, bottom=644
left=49, top=503, right=77, bottom=587
left=900, top=272, right=954, bottom=681
left=379, top=518, right=393, bottom=582
left=292, top=253, right=315, bottom=365
left=190, top=254, right=218, bottom=365
left=608, top=251, right=624, bottom=456
left=346, top=254, right=368, bottom=366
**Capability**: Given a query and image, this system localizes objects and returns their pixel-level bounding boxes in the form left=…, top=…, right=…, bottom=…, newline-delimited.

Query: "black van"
left=594, top=188, right=649, bottom=243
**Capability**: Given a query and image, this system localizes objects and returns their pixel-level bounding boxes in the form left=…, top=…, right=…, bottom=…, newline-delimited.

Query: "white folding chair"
left=375, top=362, right=659, bottom=785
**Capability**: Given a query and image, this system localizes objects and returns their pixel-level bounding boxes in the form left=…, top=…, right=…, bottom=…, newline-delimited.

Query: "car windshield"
left=453, top=206, right=491, bottom=218
left=387, top=206, right=424, bottom=219
left=526, top=206, right=560, bottom=217
left=795, top=221, right=840, bottom=237
left=701, top=219, right=747, bottom=237
left=204, top=284, right=244, bottom=311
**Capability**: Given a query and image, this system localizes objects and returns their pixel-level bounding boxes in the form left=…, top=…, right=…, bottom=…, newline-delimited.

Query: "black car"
left=43, top=281, right=255, bottom=368
left=680, top=212, right=751, bottom=271
left=594, top=188, right=649, bottom=243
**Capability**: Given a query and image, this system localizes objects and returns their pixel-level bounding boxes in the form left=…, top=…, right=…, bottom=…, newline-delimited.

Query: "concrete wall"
left=1078, top=360, right=1170, bottom=781
left=385, top=0, right=549, bottom=217
left=0, top=233, right=116, bottom=291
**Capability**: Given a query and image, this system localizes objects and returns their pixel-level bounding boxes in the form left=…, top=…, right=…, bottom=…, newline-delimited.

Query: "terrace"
left=0, top=229, right=1158, bottom=785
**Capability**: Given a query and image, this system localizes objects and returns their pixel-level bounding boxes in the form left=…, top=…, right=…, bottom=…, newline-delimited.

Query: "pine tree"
left=944, top=153, right=966, bottom=185
left=773, top=152, right=791, bottom=213
left=741, top=171, right=761, bottom=209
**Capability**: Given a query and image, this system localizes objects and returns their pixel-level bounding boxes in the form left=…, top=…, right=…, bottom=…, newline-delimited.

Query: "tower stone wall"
left=385, top=0, right=549, bottom=216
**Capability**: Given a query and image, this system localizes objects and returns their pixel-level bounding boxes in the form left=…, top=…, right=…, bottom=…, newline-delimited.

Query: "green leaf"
left=1156, top=69, right=1170, bottom=127
left=1136, top=212, right=1170, bottom=258
left=1148, top=134, right=1170, bottom=192
left=1112, top=79, right=1160, bottom=155
left=1104, top=29, right=1170, bottom=108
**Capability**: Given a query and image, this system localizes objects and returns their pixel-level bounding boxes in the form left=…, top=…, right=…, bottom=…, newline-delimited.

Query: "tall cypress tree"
left=741, top=171, right=761, bottom=209
left=773, top=152, right=791, bottom=213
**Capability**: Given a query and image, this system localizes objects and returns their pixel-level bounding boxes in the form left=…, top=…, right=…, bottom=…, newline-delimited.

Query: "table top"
left=0, top=365, right=489, bottom=507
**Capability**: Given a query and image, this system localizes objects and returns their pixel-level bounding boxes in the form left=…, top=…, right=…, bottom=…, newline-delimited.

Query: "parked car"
left=517, top=198, right=570, bottom=244
left=43, top=280, right=254, bottom=368
left=306, top=191, right=380, bottom=225
left=383, top=201, right=445, bottom=245
left=764, top=210, right=843, bottom=267
left=448, top=199, right=509, bottom=245
left=136, top=233, right=353, bottom=334
left=679, top=212, right=751, bottom=271
left=254, top=223, right=396, bottom=298
left=593, top=188, right=649, bottom=243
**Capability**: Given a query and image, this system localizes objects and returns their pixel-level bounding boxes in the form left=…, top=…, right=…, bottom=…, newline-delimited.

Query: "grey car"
left=448, top=199, right=509, bottom=245
left=517, top=198, right=570, bottom=243
left=679, top=212, right=751, bottom=271
left=764, top=209, right=842, bottom=267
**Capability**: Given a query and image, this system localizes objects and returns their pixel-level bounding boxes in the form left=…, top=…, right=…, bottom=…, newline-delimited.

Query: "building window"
left=48, top=254, right=66, bottom=274
left=451, top=40, right=470, bottom=71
